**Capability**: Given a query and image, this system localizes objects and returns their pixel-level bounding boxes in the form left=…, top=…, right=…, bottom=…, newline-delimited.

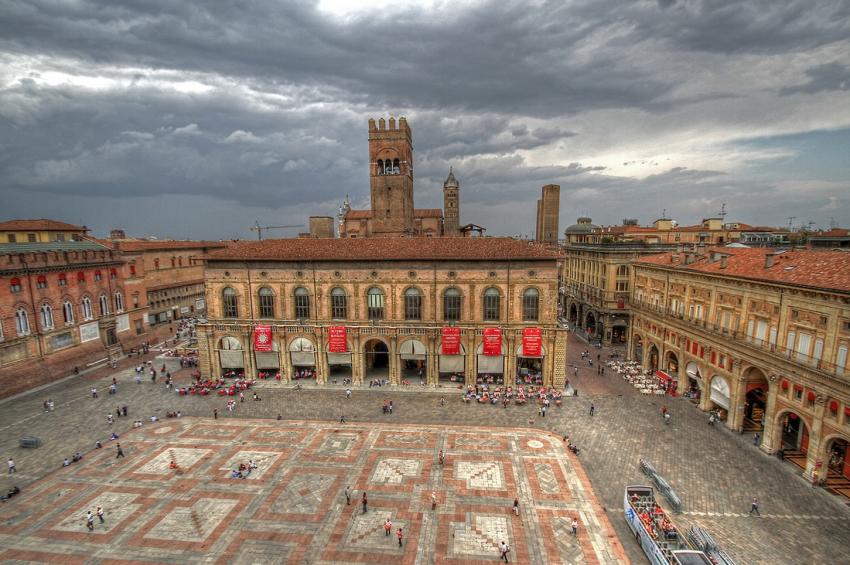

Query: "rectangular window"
left=55, top=233, right=65, bottom=242
left=258, top=294, right=275, bottom=318
left=7, top=234, right=16, bottom=243
left=295, top=295, right=310, bottom=319
left=405, top=294, right=422, bottom=320
left=27, top=233, right=37, bottom=242
left=755, top=320, right=767, bottom=344
left=223, top=295, right=238, bottom=318
left=796, top=332, right=812, bottom=361
left=331, top=294, right=347, bottom=319
left=483, top=294, right=500, bottom=321
left=616, top=281, right=628, bottom=292
left=444, top=295, right=461, bottom=321
left=367, top=292, right=385, bottom=320
left=523, top=293, right=539, bottom=321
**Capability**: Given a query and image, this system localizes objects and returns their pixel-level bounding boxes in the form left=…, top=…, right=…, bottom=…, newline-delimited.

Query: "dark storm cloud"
left=0, top=0, right=848, bottom=237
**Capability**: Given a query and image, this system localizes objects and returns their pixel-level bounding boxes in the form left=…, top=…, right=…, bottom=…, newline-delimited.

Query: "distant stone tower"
left=443, top=167, right=460, bottom=236
left=368, top=117, right=414, bottom=236
left=535, top=184, right=560, bottom=244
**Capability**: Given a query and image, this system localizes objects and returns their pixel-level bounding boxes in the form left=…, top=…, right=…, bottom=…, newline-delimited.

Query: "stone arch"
left=647, top=342, right=660, bottom=371
left=218, top=336, right=243, bottom=350
left=568, top=302, right=578, bottom=324
left=631, top=333, right=644, bottom=363
left=664, top=350, right=679, bottom=376
left=742, top=366, right=770, bottom=432
left=399, top=337, right=427, bottom=382
left=773, top=408, right=812, bottom=458
left=822, top=433, right=850, bottom=480
left=364, top=337, right=390, bottom=379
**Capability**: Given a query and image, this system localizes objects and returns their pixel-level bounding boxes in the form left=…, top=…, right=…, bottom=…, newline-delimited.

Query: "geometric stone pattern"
left=0, top=418, right=626, bottom=563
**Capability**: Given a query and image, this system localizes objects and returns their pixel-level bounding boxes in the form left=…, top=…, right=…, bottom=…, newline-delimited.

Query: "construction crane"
left=249, top=221, right=304, bottom=241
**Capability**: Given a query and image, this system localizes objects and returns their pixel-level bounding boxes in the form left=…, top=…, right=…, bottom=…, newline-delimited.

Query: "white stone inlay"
left=370, top=458, right=422, bottom=484
left=451, top=515, right=510, bottom=557
left=455, top=461, right=504, bottom=489
left=54, top=492, right=142, bottom=533
left=145, top=498, right=238, bottom=541
left=135, top=447, right=210, bottom=474
left=527, top=440, right=544, bottom=449
left=219, top=450, right=282, bottom=480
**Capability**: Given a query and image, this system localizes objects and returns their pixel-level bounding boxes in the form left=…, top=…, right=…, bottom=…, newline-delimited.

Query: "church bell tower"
left=368, top=117, right=414, bottom=235
left=443, top=167, right=460, bottom=236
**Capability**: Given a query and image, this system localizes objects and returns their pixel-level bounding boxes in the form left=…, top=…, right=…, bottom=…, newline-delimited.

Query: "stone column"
left=504, top=331, right=516, bottom=388
left=316, top=330, right=328, bottom=385
left=804, top=395, right=827, bottom=480
left=465, top=333, right=475, bottom=387
left=427, top=334, right=438, bottom=387
left=728, top=372, right=746, bottom=432
left=389, top=335, right=399, bottom=385
left=282, top=334, right=293, bottom=384
left=352, top=332, right=363, bottom=385
left=760, top=373, right=780, bottom=454
left=243, top=330, right=254, bottom=379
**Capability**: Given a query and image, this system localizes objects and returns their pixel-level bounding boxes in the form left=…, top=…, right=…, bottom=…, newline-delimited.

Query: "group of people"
left=462, top=384, right=564, bottom=407
left=230, top=459, right=258, bottom=479
left=62, top=452, right=84, bottom=467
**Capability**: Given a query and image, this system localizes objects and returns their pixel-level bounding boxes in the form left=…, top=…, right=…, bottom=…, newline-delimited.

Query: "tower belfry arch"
left=368, top=117, right=414, bottom=235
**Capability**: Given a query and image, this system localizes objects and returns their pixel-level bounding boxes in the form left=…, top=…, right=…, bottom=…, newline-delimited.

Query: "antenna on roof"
left=662, top=208, right=667, bottom=219
left=717, top=202, right=727, bottom=219
left=830, top=217, right=838, bottom=230
left=787, top=216, right=796, bottom=230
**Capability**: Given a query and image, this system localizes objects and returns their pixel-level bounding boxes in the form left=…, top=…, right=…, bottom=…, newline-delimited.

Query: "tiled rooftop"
left=638, top=247, right=850, bottom=292
left=207, top=237, right=559, bottom=262
left=109, top=240, right=227, bottom=252
left=0, top=219, right=87, bottom=231
left=0, top=241, right=110, bottom=254
left=344, top=208, right=444, bottom=220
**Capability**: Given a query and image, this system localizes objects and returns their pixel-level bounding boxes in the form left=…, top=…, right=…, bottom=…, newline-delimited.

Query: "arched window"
left=77, top=271, right=85, bottom=283
left=331, top=287, right=347, bottom=319
left=523, top=288, right=539, bottom=321
left=222, top=287, right=238, bottom=318
left=483, top=287, right=501, bottom=321
left=15, top=308, right=30, bottom=335
left=36, top=275, right=48, bottom=289
left=58, top=273, right=67, bottom=287
left=94, top=270, right=102, bottom=281
left=10, top=277, right=22, bottom=293
left=367, top=287, right=385, bottom=320
left=404, top=288, right=422, bottom=320
left=40, top=303, right=54, bottom=329
left=114, top=292, right=125, bottom=313
left=99, top=294, right=110, bottom=316
left=443, top=288, right=461, bottom=322
left=63, top=300, right=75, bottom=324
left=82, top=296, right=93, bottom=320
left=377, top=159, right=384, bottom=175
left=294, top=287, right=310, bottom=319
left=393, top=158, right=400, bottom=173
left=258, top=287, right=275, bottom=318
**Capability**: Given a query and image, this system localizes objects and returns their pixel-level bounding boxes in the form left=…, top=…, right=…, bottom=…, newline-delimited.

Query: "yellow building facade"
left=629, top=247, right=850, bottom=482
left=197, top=238, right=568, bottom=388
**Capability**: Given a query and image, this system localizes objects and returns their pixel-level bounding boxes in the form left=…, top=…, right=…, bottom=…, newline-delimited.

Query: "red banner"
left=441, top=327, right=461, bottom=355
left=328, top=326, right=347, bottom=353
left=483, top=327, right=502, bottom=356
left=253, top=325, right=272, bottom=352
left=522, top=327, right=542, bottom=357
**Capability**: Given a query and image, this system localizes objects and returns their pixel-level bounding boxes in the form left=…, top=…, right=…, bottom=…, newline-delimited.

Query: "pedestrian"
left=7, top=458, right=16, bottom=474
left=122, top=406, right=128, bottom=417
left=85, top=510, right=95, bottom=531
left=500, top=541, right=510, bottom=562
left=107, top=414, right=113, bottom=425
left=571, top=517, right=578, bottom=535
left=749, top=497, right=760, bottom=516
left=440, top=396, right=445, bottom=407
left=116, top=443, right=125, bottom=458
left=346, top=388, right=351, bottom=399
left=362, top=492, right=368, bottom=514
left=396, top=527, right=403, bottom=547
left=589, top=403, right=595, bottom=416
left=431, top=491, right=437, bottom=510
left=438, top=450, right=444, bottom=465
left=43, top=400, right=49, bottom=412
left=384, top=518, right=392, bottom=536
left=340, top=414, right=346, bottom=424
left=344, top=485, right=351, bottom=505
left=753, top=433, right=761, bottom=446
left=97, top=505, right=105, bottom=524
left=513, top=497, right=519, bottom=515
left=661, top=405, right=668, bottom=418
left=214, top=408, right=218, bottom=420
left=91, top=387, right=98, bottom=398
left=573, top=367, right=578, bottom=377
left=239, top=391, right=245, bottom=403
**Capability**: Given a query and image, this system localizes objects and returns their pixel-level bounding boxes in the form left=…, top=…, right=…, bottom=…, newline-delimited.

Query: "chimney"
left=720, top=255, right=728, bottom=269
left=765, top=253, right=776, bottom=269
left=684, top=253, right=695, bottom=265
left=676, top=243, right=684, bottom=253
left=696, top=243, right=706, bottom=256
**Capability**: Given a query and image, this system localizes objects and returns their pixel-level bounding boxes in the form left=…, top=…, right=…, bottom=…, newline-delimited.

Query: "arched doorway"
left=569, top=303, right=578, bottom=326
left=476, top=341, right=505, bottom=385
left=778, top=411, right=810, bottom=471
left=399, top=339, right=427, bottom=384
left=254, top=341, right=281, bottom=380
left=218, top=336, right=245, bottom=379
left=611, top=319, right=627, bottom=344
left=825, top=436, right=850, bottom=482
left=327, top=339, right=353, bottom=383
left=515, top=343, right=546, bottom=386
left=684, top=361, right=702, bottom=403
left=743, top=367, right=769, bottom=433
left=648, top=344, right=659, bottom=371
left=289, top=337, right=317, bottom=380
left=665, top=352, right=679, bottom=376
left=438, top=341, right=466, bottom=385
left=364, top=338, right=389, bottom=383
left=632, top=335, right=643, bottom=363
left=585, top=312, right=597, bottom=339
left=709, top=375, right=730, bottom=420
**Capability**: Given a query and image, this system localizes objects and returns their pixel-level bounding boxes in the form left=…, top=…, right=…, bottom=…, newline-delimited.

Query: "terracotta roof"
left=344, top=210, right=372, bottom=220
left=637, top=247, right=850, bottom=293
left=345, top=208, right=443, bottom=220
left=414, top=208, right=443, bottom=218
left=110, top=240, right=227, bottom=252
left=812, top=229, right=849, bottom=238
left=0, top=219, right=87, bottom=231
left=207, top=237, right=559, bottom=262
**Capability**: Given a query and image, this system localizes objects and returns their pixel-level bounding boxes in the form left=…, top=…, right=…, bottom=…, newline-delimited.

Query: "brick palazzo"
left=0, top=419, right=626, bottom=564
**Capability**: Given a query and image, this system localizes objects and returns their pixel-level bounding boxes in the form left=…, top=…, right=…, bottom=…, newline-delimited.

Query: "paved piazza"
left=0, top=418, right=625, bottom=564
left=2, top=334, right=850, bottom=563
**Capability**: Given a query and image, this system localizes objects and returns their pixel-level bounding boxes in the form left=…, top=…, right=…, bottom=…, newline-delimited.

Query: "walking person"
left=116, top=443, right=125, bottom=458
left=85, top=510, right=95, bottom=531
left=346, top=388, right=351, bottom=399
left=396, top=527, right=403, bottom=547
left=431, top=491, right=437, bottom=510
left=214, top=408, right=218, bottom=420
left=749, top=497, right=761, bottom=516
left=362, top=492, right=368, bottom=514
left=571, top=517, right=578, bottom=535
left=344, top=485, right=351, bottom=505
left=589, top=403, right=595, bottom=417
left=500, top=541, right=510, bottom=562
left=512, top=497, right=519, bottom=516
left=7, top=458, right=16, bottom=474
left=753, top=433, right=761, bottom=446
left=96, top=506, right=105, bottom=524
left=340, top=414, right=346, bottom=424
left=384, top=518, right=392, bottom=536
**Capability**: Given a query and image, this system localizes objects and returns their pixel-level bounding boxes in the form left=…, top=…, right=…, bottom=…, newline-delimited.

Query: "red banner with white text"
left=328, top=326, right=347, bottom=353
left=483, top=327, right=502, bottom=356
left=522, top=327, right=542, bottom=357
left=441, top=327, right=461, bottom=355
left=253, top=325, right=272, bottom=352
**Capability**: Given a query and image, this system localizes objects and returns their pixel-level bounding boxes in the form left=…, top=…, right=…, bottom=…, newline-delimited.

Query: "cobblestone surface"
left=1, top=333, right=849, bottom=563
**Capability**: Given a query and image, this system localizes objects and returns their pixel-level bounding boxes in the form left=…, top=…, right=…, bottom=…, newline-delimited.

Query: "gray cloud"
left=0, top=0, right=848, bottom=238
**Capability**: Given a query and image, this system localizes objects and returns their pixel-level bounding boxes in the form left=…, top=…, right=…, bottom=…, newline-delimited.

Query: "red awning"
left=656, top=370, right=676, bottom=383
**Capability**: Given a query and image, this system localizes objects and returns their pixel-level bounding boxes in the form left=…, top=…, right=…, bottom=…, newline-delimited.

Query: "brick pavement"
left=1, top=332, right=849, bottom=563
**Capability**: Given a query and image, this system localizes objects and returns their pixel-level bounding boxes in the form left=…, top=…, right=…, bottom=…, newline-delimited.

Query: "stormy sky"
left=1, top=0, right=848, bottom=240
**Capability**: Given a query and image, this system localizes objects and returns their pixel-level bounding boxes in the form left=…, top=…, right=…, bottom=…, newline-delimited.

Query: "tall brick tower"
left=443, top=167, right=460, bottom=236
left=535, top=184, right=560, bottom=244
left=368, top=117, right=414, bottom=235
